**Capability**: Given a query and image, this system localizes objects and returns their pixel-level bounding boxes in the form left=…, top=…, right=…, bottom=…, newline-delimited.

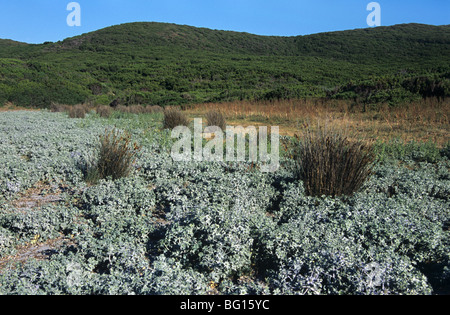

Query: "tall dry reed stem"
left=68, top=104, right=88, bottom=118
left=163, top=107, right=189, bottom=129
left=291, top=123, right=376, bottom=197
left=94, top=128, right=142, bottom=181
left=205, top=110, right=227, bottom=131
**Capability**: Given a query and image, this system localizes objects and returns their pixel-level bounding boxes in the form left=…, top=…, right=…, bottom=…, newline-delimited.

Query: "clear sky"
left=0, top=0, right=448, bottom=44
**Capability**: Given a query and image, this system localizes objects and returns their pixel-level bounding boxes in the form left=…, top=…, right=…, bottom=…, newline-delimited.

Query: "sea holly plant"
left=0, top=111, right=448, bottom=295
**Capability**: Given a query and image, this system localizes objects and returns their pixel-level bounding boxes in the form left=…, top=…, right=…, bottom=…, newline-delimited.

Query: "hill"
left=0, top=22, right=449, bottom=107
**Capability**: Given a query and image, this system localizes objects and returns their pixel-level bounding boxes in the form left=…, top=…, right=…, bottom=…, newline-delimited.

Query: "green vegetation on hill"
left=0, top=22, right=449, bottom=107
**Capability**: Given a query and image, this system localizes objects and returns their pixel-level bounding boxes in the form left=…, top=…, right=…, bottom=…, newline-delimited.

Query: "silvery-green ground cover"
left=0, top=110, right=448, bottom=295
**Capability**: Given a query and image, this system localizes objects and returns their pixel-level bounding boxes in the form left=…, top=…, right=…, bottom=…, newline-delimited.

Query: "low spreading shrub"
left=374, top=139, right=443, bottom=163
left=441, top=142, right=450, bottom=160
left=115, top=105, right=130, bottom=113
left=50, top=102, right=69, bottom=113
left=0, top=111, right=448, bottom=295
left=96, top=105, right=112, bottom=118
left=68, top=104, right=88, bottom=118
left=151, top=105, right=164, bottom=113
left=128, top=105, right=144, bottom=114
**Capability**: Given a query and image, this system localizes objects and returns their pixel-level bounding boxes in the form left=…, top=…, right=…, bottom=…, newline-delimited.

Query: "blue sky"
left=0, top=0, right=448, bottom=44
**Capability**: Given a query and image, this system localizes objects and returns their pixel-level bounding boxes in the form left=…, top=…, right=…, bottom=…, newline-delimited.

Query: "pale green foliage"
left=0, top=111, right=448, bottom=295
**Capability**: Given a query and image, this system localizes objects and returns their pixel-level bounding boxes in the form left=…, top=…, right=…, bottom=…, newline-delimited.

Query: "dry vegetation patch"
left=187, top=97, right=449, bottom=146
left=9, top=181, right=69, bottom=213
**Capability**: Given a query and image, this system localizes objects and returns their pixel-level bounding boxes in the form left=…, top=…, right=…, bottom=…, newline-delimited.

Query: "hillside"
left=0, top=22, right=449, bottom=107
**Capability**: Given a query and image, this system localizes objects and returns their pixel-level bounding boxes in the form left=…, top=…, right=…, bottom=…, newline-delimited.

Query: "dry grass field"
left=186, top=97, right=449, bottom=147
left=2, top=97, right=448, bottom=147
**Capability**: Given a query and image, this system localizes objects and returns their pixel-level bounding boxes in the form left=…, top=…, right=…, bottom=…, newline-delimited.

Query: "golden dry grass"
left=2, top=98, right=448, bottom=146
left=186, top=98, right=450, bottom=147
left=0, top=102, right=39, bottom=112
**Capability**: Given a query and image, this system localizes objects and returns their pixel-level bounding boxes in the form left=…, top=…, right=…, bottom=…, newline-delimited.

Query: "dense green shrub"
left=374, top=139, right=443, bottom=163
left=1, top=23, right=449, bottom=108
left=440, top=141, right=450, bottom=160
